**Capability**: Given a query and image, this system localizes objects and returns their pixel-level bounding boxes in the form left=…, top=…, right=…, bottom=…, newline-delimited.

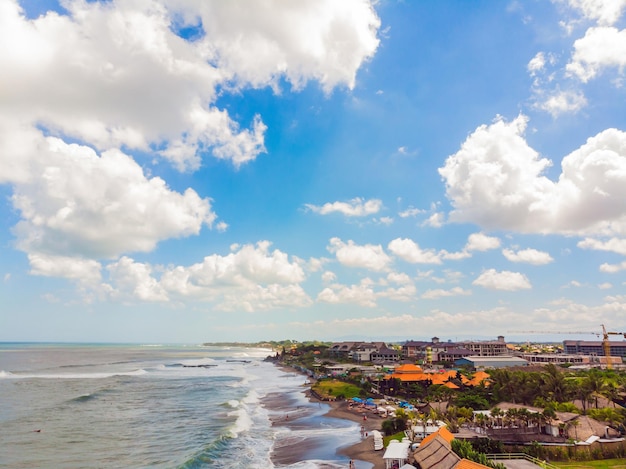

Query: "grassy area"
left=383, top=431, right=406, bottom=447
left=551, top=459, right=626, bottom=468
left=312, top=379, right=363, bottom=400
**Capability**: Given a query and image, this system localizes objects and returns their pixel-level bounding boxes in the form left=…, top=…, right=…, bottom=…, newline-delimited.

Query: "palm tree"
left=491, top=407, right=503, bottom=428
left=584, top=369, right=607, bottom=409
left=541, top=363, right=571, bottom=403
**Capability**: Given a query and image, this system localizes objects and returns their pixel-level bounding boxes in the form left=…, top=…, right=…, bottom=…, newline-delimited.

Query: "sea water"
left=0, top=343, right=361, bottom=468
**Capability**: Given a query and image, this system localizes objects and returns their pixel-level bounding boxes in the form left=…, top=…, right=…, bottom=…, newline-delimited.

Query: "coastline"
left=269, top=363, right=385, bottom=469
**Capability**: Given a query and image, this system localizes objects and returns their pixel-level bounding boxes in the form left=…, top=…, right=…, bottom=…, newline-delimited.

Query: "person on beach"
left=349, top=459, right=355, bottom=468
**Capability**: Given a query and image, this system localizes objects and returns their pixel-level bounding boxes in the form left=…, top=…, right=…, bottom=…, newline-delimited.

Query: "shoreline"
left=270, top=363, right=386, bottom=469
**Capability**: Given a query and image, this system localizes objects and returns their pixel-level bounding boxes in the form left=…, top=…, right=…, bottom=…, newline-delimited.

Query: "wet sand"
left=268, top=364, right=386, bottom=469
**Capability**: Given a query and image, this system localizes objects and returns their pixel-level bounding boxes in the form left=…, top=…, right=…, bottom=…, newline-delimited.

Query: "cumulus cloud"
left=0, top=0, right=380, bottom=171
left=422, top=212, right=445, bottom=228
left=528, top=52, right=546, bottom=75
left=3, top=132, right=215, bottom=260
left=564, top=0, right=626, bottom=26
left=305, top=197, right=382, bottom=217
left=439, top=115, right=626, bottom=236
left=388, top=238, right=442, bottom=264
left=421, top=286, right=471, bottom=300
left=398, top=207, right=424, bottom=218
left=535, top=89, right=587, bottom=117
left=578, top=237, right=626, bottom=255
left=466, top=232, right=501, bottom=251
left=322, top=271, right=337, bottom=283
left=108, top=257, right=168, bottom=302
left=567, top=27, right=626, bottom=82
left=317, top=280, right=377, bottom=307
left=472, top=269, right=532, bottom=291
left=136, top=241, right=312, bottom=311
left=327, top=238, right=391, bottom=271
left=600, top=261, right=626, bottom=273
left=502, top=248, right=554, bottom=265
left=29, top=253, right=103, bottom=286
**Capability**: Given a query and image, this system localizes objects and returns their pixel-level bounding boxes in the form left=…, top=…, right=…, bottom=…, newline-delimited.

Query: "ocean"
left=0, top=343, right=363, bottom=468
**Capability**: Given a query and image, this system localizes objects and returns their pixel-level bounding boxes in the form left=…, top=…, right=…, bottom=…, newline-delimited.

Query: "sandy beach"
left=268, top=364, right=386, bottom=469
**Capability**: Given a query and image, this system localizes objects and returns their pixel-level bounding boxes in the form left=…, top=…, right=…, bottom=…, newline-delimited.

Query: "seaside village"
left=269, top=333, right=626, bottom=469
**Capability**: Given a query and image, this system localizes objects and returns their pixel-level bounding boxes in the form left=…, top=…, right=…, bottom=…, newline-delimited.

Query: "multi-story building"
left=563, top=340, right=626, bottom=359
left=402, top=336, right=509, bottom=363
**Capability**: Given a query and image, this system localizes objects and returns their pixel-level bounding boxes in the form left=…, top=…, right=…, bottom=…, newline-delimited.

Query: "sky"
left=2, top=0, right=626, bottom=344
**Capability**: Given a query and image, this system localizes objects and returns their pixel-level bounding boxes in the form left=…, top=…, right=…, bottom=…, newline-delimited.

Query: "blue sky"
left=2, top=0, right=626, bottom=344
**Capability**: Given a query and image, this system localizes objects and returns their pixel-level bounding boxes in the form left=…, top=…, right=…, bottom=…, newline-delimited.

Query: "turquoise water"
left=0, top=343, right=360, bottom=468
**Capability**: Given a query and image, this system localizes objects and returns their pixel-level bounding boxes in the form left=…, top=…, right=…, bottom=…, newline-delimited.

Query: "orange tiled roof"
left=421, top=426, right=454, bottom=447
left=394, top=364, right=423, bottom=373
left=443, top=381, right=460, bottom=389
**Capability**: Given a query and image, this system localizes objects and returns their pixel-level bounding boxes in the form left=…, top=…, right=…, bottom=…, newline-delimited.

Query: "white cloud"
left=466, top=232, right=501, bottom=251
left=421, top=287, right=471, bottom=300
left=472, top=269, right=532, bottom=291
left=154, top=241, right=311, bottom=311
left=567, top=27, right=626, bottom=82
left=600, top=260, right=626, bottom=273
left=0, top=0, right=380, bottom=171
left=598, top=282, right=613, bottom=289
left=29, top=253, right=103, bottom=286
left=422, top=212, right=445, bottom=228
left=578, top=237, right=626, bottom=255
left=439, top=115, right=626, bottom=236
left=3, top=133, right=215, bottom=260
left=535, top=89, right=587, bottom=117
left=564, top=0, right=626, bottom=26
left=388, top=238, right=442, bottom=264
left=108, top=257, right=168, bottom=302
left=317, top=281, right=377, bottom=307
left=322, top=271, right=337, bottom=283
left=502, top=248, right=554, bottom=265
left=305, top=198, right=382, bottom=217
left=528, top=52, right=546, bottom=75
left=327, top=238, right=391, bottom=271
left=398, top=207, right=424, bottom=218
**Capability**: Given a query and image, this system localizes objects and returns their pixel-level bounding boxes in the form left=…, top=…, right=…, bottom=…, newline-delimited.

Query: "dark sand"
left=268, top=365, right=386, bottom=469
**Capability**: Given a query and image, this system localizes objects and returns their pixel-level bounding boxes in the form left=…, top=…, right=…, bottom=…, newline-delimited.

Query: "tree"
left=540, top=364, right=571, bottom=403
left=584, top=369, right=607, bottom=409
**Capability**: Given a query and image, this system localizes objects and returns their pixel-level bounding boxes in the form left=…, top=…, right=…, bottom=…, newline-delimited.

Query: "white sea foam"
left=227, top=403, right=254, bottom=437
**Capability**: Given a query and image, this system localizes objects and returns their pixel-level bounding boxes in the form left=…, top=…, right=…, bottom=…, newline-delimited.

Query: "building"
left=520, top=353, right=589, bottom=366
left=563, top=340, right=626, bottom=359
left=371, top=345, right=401, bottom=363
left=328, top=341, right=362, bottom=358
left=454, top=355, right=529, bottom=370
left=402, top=336, right=509, bottom=364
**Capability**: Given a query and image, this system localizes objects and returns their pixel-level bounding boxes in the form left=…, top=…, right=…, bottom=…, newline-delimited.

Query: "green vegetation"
left=382, top=431, right=406, bottom=447
left=550, top=459, right=626, bottom=468
left=311, top=379, right=362, bottom=400
left=451, top=439, right=507, bottom=469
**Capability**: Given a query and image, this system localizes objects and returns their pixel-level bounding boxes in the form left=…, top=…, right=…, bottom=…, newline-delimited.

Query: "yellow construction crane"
left=509, top=324, right=626, bottom=369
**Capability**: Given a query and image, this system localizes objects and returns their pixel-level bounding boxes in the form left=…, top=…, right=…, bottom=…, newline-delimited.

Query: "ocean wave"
left=0, top=369, right=148, bottom=379
left=227, top=405, right=253, bottom=438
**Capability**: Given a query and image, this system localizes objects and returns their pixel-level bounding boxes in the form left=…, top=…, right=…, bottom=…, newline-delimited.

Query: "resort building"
left=402, top=336, right=509, bottom=364
left=328, top=341, right=400, bottom=363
